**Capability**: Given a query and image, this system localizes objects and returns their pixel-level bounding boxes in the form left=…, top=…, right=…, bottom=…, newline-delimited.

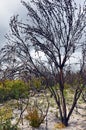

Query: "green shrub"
left=30, top=77, right=43, bottom=91
left=0, top=80, right=29, bottom=102
left=0, top=104, right=13, bottom=123
left=9, top=80, right=29, bottom=99
left=0, top=104, right=19, bottom=130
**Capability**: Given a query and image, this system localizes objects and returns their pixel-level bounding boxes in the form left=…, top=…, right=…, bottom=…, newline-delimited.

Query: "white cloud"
left=0, top=0, right=23, bottom=25
left=0, top=0, right=25, bottom=47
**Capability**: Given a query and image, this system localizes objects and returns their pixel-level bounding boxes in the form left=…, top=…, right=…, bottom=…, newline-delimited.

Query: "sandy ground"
left=17, top=104, right=86, bottom=130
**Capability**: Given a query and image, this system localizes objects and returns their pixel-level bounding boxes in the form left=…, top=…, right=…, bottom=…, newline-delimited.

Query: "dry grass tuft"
left=54, top=122, right=66, bottom=129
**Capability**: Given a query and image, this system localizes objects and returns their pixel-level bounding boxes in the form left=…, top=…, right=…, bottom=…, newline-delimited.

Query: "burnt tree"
left=5, top=0, right=86, bottom=126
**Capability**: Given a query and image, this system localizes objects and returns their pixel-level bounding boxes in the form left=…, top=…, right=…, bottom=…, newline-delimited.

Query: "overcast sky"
left=0, top=0, right=28, bottom=48
left=0, top=0, right=84, bottom=48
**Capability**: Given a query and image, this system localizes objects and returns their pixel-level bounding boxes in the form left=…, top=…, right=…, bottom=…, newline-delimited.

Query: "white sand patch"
left=13, top=103, right=86, bottom=130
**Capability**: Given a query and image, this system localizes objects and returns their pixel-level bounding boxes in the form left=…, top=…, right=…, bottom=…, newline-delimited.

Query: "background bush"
left=0, top=80, right=29, bottom=102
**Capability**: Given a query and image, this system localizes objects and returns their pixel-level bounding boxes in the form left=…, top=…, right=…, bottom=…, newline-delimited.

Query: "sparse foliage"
left=0, top=0, right=86, bottom=127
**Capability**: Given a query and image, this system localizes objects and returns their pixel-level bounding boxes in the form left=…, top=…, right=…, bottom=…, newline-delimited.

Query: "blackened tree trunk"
left=59, top=68, right=68, bottom=126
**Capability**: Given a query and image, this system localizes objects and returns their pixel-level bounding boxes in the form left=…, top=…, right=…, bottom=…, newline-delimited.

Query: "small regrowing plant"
left=25, top=107, right=45, bottom=128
